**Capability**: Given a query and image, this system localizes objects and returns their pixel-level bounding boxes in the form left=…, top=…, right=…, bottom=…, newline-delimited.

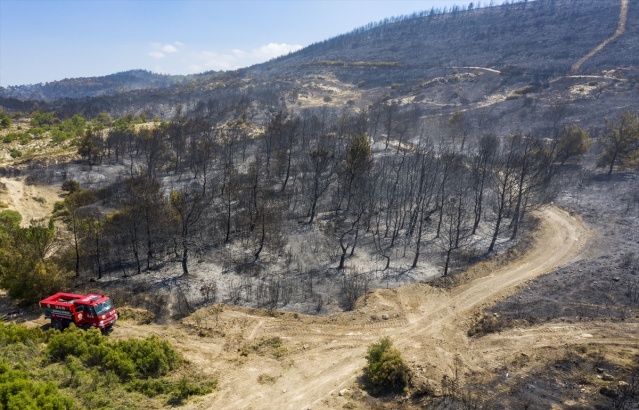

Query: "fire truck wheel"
left=82, top=323, right=92, bottom=331
left=52, top=320, right=62, bottom=330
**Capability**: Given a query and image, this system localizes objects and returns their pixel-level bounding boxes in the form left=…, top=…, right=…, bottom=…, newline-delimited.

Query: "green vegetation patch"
left=47, top=327, right=181, bottom=380
left=0, top=112, right=11, bottom=129
left=0, top=364, right=74, bottom=410
left=0, top=321, right=214, bottom=409
left=248, top=336, right=288, bottom=359
left=363, top=337, right=411, bottom=395
left=0, top=322, right=47, bottom=347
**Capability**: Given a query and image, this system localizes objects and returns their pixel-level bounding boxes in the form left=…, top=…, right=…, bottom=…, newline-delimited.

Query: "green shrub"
left=0, top=210, right=22, bottom=227
left=170, top=377, right=216, bottom=404
left=1, top=259, right=71, bottom=304
left=30, top=112, right=58, bottom=127
left=117, top=335, right=182, bottom=378
left=0, top=112, right=11, bottom=129
left=52, top=201, right=66, bottom=215
left=364, top=337, right=411, bottom=395
left=50, top=129, right=70, bottom=144
left=48, top=328, right=182, bottom=380
left=9, top=149, right=22, bottom=158
left=0, top=322, right=210, bottom=408
left=0, top=363, right=74, bottom=409
left=127, top=378, right=172, bottom=397
left=99, top=347, right=136, bottom=380
left=0, top=323, right=47, bottom=347
left=128, top=376, right=216, bottom=402
left=249, top=336, right=287, bottom=358
left=2, top=132, right=21, bottom=144
left=47, top=327, right=101, bottom=361
left=29, top=127, right=47, bottom=136
left=61, top=180, right=80, bottom=193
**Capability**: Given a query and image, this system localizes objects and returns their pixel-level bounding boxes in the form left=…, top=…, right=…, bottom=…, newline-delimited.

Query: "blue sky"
left=1, top=0, right=476, bottom=86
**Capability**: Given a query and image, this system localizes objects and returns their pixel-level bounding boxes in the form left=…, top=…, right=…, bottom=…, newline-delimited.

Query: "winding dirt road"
left=115, top=205, right=603, bottom=410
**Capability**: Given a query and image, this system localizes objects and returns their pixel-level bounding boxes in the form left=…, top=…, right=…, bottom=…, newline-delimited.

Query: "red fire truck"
left=39, top=292, right=118, bottom=333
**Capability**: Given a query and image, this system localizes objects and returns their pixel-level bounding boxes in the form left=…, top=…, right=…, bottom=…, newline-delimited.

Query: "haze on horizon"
left=1, top=0, right=489, bottom=87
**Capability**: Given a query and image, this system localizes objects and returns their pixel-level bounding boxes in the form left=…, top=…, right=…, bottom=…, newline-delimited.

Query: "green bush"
left=52, top=201, right=65, bottom=211
left=127, top=378, right=172, bottom=397
left=170, top=377, right=216, bottom=404
left=249, top=336, right=287, bottom=358
left=47, top=328, right=182, bottom=380
left=99, top=347, right=136, bottom=380
left=0, top=323, right=211, bottom=408
left=61, top=180, right=80, bottom=193
left=50, top=129, right=70, bottom=144
left=0, top=323, right=47, bottom=347
left=0, top=112, right=11, bottom=129
left=2, top=133, right=22, bottom=144
left=128, top=376, right=216, bottom=404
left=0, top=210, right=22, bottom=228
left=120, top=335, right=182, bottom=378
left=9, top=149, right=22, bottom=159
left=364, top=337, right=411, bottom=395
left=47, top=327, right=101, bottom=361
left=0, top=364, right=74, bottom=409
left=30, top=112, right=58, bottom=127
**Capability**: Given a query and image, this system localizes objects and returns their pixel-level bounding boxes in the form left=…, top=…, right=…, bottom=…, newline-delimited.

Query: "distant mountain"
left=0, top=69, right=217, bottom=101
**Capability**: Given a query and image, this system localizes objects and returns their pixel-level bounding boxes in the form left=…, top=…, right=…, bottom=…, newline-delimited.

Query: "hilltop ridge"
left=1, top=0, right=637, bottom=122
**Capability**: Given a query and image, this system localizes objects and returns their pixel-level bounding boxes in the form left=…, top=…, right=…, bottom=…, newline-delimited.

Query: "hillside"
left=0, top=69, right=217, bottom=101
left=1, top=0, right=637, bottom=131
left=265, top=0, right=631, bottom=78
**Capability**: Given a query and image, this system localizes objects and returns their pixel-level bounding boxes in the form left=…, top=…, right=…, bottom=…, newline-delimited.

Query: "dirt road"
left=571, top=0, right=629, bottom=74
left=111, top=206, right=599, bottom=410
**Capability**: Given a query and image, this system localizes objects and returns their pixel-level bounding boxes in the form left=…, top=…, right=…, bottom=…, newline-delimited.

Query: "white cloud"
left=145, top=41, right=303, bottom=74
left=198, top=51, right=237, bottom=70
left=162, top=45, right=178, bottom=53
left=148, top=42, right=181, bottom=60
left=253, top=43, right=303, bottom=59
left=191, top=42, right=303, bottom=72
left=232, top=49, right=247, bottom=57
